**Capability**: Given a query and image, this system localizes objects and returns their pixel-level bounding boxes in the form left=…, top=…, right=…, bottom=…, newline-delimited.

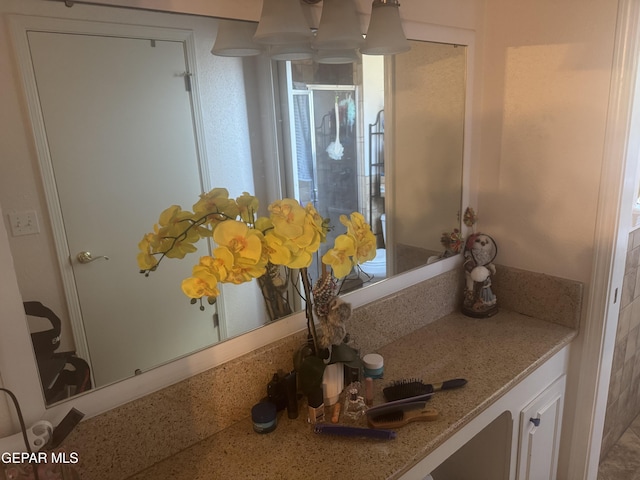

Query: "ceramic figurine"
left=462, top=233, right=498, bottom=318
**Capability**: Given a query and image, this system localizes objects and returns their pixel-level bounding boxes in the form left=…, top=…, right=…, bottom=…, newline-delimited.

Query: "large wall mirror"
left=0, top=0, right=473, bottom=426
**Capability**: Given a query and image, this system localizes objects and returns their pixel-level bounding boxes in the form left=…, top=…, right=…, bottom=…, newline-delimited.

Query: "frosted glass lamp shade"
left=212, top=20, right=262, bottom=57
left=253, top=0, right=313, bottom=45
left=313, top=0, right=364, bottom=50
left=269, top=44, right=314, bottom=61
left=361, top=0, right=410, bottom=55
left=315, top=48, right=360, bottom=64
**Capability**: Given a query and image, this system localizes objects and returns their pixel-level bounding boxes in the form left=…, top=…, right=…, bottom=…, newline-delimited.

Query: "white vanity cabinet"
left=517, top=375, right=566, bottom=480
left=400, top=346, right=569, bottom=480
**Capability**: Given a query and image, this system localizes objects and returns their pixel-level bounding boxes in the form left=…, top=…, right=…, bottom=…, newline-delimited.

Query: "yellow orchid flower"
left=340, top=212, right=377, bottom=264
left=340, top=212, right=369, bottom=242
left=224, top=258, right=268, bottom=284
left=193, top=187, right=239, bottom=223
left=213, top=220, right=264, bottom=264
left=255, top=216, right=273, bottom=233
left=196, top=254, right=230, bottom=283
left=286, top=248, right=313, bottom=270
left=136, top=251, right=157, bottom=270
left=140, top=188, right=377, bottom=308
left=211, top=220, right=267, bottom=284
left=269, top=198, right=307, bottom=240
left=181, top=268, right=220, bottom=299
left=263, top=231, right=292, bottom=266
left=322, top=234, right=356, bottom=279
left=305, top=203, right=329, bottom=244
left=236, top=192, right=259, bottom=224
left=164, top=238, right=198, bottom=259
left=265, top=199, right=328, bottom=269
left=158, top=205, right=193, bottom=227
left=355, top=236, right=377, bottom=264
left=353, top=226, right=377, bottom=264
left=136, top=206, right=203, bottom=263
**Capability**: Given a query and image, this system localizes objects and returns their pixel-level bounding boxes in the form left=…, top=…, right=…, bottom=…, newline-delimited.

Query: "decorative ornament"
left=463, top=206, right=478, bottom=229
left=461, top=232, right=498, bottom=318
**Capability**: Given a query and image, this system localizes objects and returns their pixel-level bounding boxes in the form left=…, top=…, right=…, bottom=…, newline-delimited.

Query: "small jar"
left=363, top=353, right=384, bottom=379
left=251, top=401, right=277, bottom=434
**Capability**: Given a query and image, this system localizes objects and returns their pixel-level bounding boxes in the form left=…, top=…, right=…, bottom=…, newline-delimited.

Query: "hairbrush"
left=365, top=399, right=431, bottom=418
left=367, top=406, right=439, bottom=429
left=313, top=424, right=397, bottom=440
left=383, top=378, right=467, bottom=402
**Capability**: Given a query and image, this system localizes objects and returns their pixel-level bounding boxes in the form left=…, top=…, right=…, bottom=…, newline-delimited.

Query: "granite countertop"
left=129, top=310, right=577, bottom=480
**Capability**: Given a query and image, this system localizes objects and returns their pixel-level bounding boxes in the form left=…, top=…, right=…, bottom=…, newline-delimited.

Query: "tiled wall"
left=602, top=229, right=640, bottom=457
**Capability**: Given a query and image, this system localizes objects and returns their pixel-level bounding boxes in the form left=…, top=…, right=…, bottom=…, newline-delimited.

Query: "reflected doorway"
left=25, top=30, right=221, bottom=391
left=282, top=61, right=379, bottom=290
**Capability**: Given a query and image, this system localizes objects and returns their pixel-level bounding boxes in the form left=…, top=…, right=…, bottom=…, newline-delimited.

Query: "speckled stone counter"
left=127, top=310, right=577, bottom=480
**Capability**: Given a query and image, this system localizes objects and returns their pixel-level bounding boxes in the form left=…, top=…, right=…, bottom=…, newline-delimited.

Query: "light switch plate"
left=8, top=210, right=40, bottom=236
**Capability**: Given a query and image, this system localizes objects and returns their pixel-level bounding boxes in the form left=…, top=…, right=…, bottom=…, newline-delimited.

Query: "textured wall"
left=602, top=229, right=640, bottom=458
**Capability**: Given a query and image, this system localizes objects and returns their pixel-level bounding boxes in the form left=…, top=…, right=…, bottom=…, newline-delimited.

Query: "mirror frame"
left=0, top=5, right=475, bottom=437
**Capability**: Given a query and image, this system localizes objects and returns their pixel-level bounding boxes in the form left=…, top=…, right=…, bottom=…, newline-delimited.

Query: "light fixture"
left=361, top=0, right=410, bottom=55
left=253, top=0, right=314, bottom=60
left=218, top=0, right=409, bottom=62
left=315, top=49, right=360, bottom=64
left=269, top=44, right=315, bottom=61
left=313, top=0, right=363, bottom=51
left=312, top=0, right=363, bottom=64
left=211, top=20, right=262, bottom=57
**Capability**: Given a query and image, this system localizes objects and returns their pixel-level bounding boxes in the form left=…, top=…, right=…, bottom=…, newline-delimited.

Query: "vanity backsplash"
left=61, top=265, right=581, bottom=480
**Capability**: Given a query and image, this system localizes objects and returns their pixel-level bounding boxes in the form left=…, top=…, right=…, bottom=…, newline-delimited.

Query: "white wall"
left=0, top=203, right=40, bottom=437
left=478, top=0, right=620, bottom=476
left=478, top=0, right=617, bottom=284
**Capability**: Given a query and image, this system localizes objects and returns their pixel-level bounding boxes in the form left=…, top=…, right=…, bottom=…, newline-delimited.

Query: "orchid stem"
left=300, top=267, right=319, bottom=354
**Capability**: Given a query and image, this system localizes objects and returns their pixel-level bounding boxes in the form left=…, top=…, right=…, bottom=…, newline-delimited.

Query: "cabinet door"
left=517, top=375, right=566, bottom=480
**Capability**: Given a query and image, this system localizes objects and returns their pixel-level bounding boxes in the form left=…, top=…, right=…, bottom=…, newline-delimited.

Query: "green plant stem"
left=300, top=267, right=319, bottom=354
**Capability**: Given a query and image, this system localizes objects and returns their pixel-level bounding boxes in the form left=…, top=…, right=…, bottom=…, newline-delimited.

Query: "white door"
left=27, top=31, right=220, bottom=387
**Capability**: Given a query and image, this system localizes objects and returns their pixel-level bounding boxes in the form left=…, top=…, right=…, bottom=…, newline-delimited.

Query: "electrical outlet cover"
left=8, top=210, right=40, bottom=236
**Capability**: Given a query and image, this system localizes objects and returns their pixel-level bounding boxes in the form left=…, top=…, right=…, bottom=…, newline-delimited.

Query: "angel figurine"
left=462, top=233, right=498, bottom=318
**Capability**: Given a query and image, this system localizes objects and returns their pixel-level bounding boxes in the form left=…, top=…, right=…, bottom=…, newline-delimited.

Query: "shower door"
left=289, top=85, right=360, bottom=284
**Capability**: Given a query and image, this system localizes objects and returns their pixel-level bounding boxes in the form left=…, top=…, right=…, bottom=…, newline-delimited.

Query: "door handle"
left=76, top=251, right=109, bottom=264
